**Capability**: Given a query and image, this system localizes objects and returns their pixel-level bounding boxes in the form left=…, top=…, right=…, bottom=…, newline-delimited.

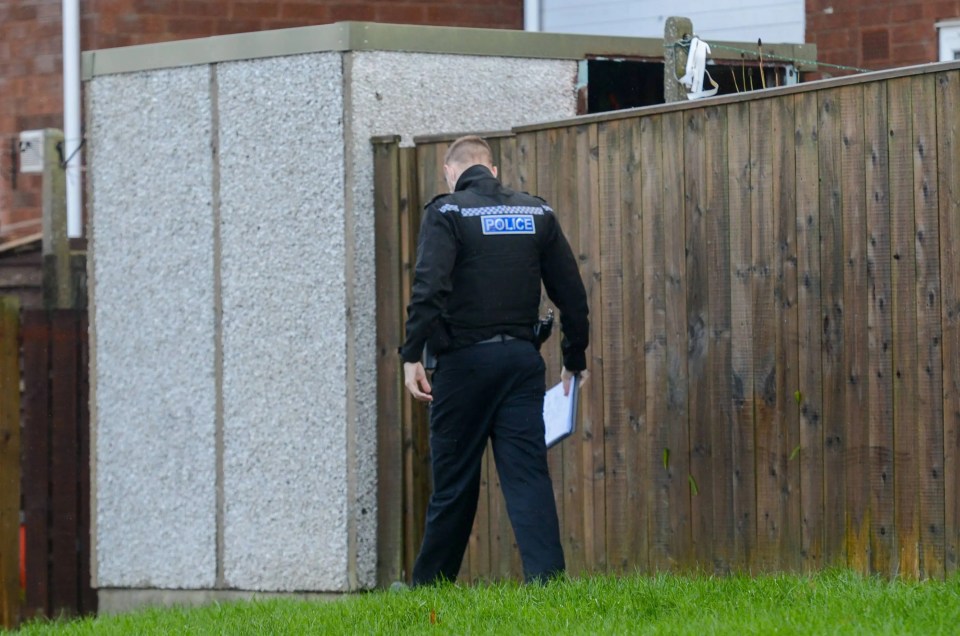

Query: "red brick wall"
left=807, top=0, right=960, bottom=78
left=0, top=1, right=64, bottom=239
left=0, top=0, right=523, bottom=243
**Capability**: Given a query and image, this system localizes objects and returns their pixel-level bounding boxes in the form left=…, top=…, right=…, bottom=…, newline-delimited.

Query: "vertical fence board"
left=795, top=90, right=824, bottom=572
left=864, top=81, right=897, bottom=576
left=662, top=111, right=691, bottom=568
left=667, top=110, right=695, bottom=549
left=401, top=145, right=428, bottom=582
left=576, top=123, right=606, bottom=572
left=49, top=312, right=79, bottom=615
left=888, top=77, right=920, bottom=578
left=727, top=101, right=756, bottom=571
left=817, top=90, right=847, bottom=567
left=936, top=70, right=960, bottom=575
left=374, top=137, right=404, bottom=587
left=750, top=97, right=780, bottom=572
left=619, top=117, right=648, bottom=574
left=0, top=298, right=19, bottom=630
left=773, top=94, right=801, bottom=571
left=703, top=105, right=734, bottom=573
left=683, top=108, right=712, bottom=569
left=550, top=125, right=583, bottom=575
left=840, top=85, right=871, bottom=575
left=416, top=141, right=445, bottom=203
left=515, top=131, right=538, bottom=195
left=599, top=121, right=628, bottom=573
left=76, top=314, right=94, bottom=614
left=641, top=115, right=670, bottom=571
left=20, top=314, right=49, bottom=618
left=496, top=134, right=518, bottom=191
left=535, top=128, right=566, bottom=580
left=912, top=74, right=946, bottom=579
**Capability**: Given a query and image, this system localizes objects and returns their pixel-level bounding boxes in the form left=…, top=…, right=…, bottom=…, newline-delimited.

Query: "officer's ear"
left=491, top=165, right=498, bottom=179
left=443, top=163, right=457, bottom=192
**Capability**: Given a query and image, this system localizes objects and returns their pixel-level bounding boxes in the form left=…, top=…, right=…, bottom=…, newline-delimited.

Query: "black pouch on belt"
left=533, top=309, right=554, bottom=351
left=424, top=317, right=453, bottom=370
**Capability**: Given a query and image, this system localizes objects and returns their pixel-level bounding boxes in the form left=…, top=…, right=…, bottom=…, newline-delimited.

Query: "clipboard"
left=543, top=375, right=579, bottom=448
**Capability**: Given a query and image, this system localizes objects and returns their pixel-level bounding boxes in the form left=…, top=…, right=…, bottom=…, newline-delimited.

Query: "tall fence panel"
left=937, top=67, right=960, bottom=578
left=375, top=61, right=960, bottom=583
left=0, top=298, right=20, bottom=629
left=20, top=310, right=95, bottom=620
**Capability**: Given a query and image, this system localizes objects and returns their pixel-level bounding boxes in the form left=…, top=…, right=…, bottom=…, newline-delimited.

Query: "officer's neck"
left=454, top=164, right=496, bottom=191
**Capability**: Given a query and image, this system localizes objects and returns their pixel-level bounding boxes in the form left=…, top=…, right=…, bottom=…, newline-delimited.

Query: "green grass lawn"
left=16, top=570, right=960, bottom=635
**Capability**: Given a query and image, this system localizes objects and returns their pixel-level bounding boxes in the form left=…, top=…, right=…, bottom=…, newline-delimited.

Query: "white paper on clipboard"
left=543, top=375, right=579, bottom=448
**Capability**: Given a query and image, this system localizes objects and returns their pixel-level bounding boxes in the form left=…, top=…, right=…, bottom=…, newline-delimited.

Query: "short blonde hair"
left=444, top=135, right=493, bottom=168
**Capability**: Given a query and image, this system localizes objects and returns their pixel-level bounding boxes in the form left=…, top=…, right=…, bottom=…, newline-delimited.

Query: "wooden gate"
left=374, top=60, right=960, bottom=585
left=0, top=304, right=95, bottom=628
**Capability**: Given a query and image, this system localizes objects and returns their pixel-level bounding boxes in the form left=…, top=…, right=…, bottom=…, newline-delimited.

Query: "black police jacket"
left=400, top=164, right=589, bottom=371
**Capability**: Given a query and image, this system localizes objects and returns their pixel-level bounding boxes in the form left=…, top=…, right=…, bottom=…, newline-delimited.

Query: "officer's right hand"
left=404, top=362, right=433, bottom=402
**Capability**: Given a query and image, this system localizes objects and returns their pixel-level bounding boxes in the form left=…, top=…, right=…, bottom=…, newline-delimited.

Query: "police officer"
left=400, top=135, right=589, bottom=585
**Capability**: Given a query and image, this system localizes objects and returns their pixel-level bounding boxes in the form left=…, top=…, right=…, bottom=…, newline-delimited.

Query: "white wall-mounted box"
left=18, top=130, right=47, bottom=174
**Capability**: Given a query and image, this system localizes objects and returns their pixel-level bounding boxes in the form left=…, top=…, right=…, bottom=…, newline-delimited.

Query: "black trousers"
left=411, top=338, right=565, bottom=585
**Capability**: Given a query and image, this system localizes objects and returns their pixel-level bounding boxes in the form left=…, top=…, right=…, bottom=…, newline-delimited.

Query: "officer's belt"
left=475, top=334, right=517, bottom=345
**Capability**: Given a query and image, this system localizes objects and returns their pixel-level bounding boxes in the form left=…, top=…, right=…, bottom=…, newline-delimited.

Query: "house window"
left=938, top=20, right=960, bottom=62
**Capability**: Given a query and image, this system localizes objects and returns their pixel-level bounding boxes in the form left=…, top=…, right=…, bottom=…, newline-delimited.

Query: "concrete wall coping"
left=81, top=20, right=817, bottom=80
left=97, top=588, right=345, bottom=615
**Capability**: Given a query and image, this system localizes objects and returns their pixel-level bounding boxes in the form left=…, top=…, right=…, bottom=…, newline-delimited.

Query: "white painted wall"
left=540, top=0, right=805, bottom=44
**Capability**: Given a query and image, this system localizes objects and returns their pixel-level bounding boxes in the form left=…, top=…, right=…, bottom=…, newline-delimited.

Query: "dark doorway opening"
left=585, top=58, right=796, bottom=115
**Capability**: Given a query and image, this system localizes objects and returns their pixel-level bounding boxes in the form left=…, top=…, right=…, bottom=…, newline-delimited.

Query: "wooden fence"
left=375, top=60, right=960, bottom=584
left=0, top=306, right=95, bottom=627
left=1, top=298, right=20, bottom=629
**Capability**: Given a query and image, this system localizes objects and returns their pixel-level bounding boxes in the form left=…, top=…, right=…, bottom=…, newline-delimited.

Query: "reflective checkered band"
left=460, top=205, right=545, bottom=217
left=438, top=203, right=460, bottom=213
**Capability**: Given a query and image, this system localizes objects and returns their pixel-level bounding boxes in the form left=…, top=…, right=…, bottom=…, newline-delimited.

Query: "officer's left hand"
left=404, top=362, right=433, bottom=402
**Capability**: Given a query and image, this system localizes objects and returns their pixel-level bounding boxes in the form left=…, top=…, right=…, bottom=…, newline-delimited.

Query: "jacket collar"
left=454, top=164, right=498, bottom=192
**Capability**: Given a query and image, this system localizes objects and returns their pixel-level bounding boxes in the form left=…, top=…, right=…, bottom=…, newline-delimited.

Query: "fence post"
left=0, top=297, right=21, bottom=629
left=663, top=17, right=693, bottom=103
left=39, top=129, right=74, bottom=310
left=373, top=136, right=403, bottom=587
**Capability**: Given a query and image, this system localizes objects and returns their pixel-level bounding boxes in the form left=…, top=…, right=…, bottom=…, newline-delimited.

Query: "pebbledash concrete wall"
left=83, top=21, right=627, bottom=598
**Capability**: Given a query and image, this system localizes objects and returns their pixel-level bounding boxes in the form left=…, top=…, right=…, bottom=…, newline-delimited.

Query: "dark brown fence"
left=0, top=306, right=94, bottom=627
left=21, top=309, right=95, bottom=619
left=1, top=298, right=20, bottom=629
left=375, top=60, right=960, bottom=584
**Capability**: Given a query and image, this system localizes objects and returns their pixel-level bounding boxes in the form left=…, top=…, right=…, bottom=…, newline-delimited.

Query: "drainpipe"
left=524, top=0, right=541, bottom=32
left=62, top=0, right=82, bottom=238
